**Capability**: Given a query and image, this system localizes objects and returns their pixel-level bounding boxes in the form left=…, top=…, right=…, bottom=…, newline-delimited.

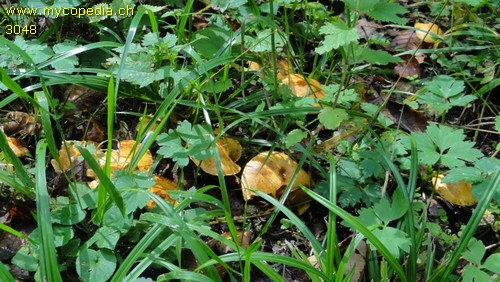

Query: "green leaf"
left=495, top=116, right=500, bottom=132
left=462, top=237, right=485, bottom=265
left=321, top=84, right=359, bottom=107
left=370, top=227, right=410, bottom=259
left=76, top=249, right=116, bottom=282
left=462, top=265, right=491, bottom=282
left=319, top=108, right=348, bottom=130
left=51, top=41, right=80, bottom=69
left=373, top=189, right=408, bottom=224
left=285, top=129, right=307, bottom=148
left=352, top=47, right=402, bottom=65
left=12, top=246, right=39, bottom=272
left=157, top=131, right=190, bottom=167
left=442, top=167, right=483, bottom=183
left=249, top=29, right=286, bottom=52
left=483, top=253, right=500, bottom=274
left=51, top=204, right=86, bottom=225
left=316, top=22, right=358, bottom=54
left=411, top=124, right=483, bottom=168
left=424, top=75, right=465, bottom=99
left=192, top=27, right=231, bottom=58
left=89, top=227, right=121, bottom=249
left=369, top=2, right=408, bottom=24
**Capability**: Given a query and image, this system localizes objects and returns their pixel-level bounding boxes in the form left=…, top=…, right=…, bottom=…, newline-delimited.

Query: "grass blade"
left=35, top=140, right=62, bottom=282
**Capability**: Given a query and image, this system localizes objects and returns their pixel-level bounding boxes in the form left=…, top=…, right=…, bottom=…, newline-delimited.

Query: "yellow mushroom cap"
left=414, top=22, right=443, bottom=43
left=190, top=136, right=242, bottom=176
left=432, top=174, right=477, bottom=206
left=241, top=151, right=311, bottom=214
left=281, top=74, right=325, bottom=100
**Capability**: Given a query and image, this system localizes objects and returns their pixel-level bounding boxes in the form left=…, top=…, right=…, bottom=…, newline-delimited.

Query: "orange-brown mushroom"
left=146, top=175, right=179, bottom=210
left=432, top=174, right=476, bottom=206
left=190, top=135, right=242, bottom=176
left=281, top=74, right=325, bottom=100
left=241, top=151, right=311, bottom=214
left=414, top=22, right=443, bottom=43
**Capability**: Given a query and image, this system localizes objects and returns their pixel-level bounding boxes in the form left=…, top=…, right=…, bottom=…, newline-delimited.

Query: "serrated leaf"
left=424, top=75, right=465, bottom=99
left=442, top=167, right=483, bottom=183
left=353, top=47, right=402, bottom=65
left=157, top=131, right=190, bottom=167
left=316, top=22, right=358, bottom=54
left=370, top=227, right=410, bottom=259
left=369, top=2, right=408, bottom=24
left=285, top=129, right=307, bottom=148
left=462, top=237, right=485, bottom=265
left=411, top=124, right=483, bottom=168
left=319, top=108, right=348, bottom=130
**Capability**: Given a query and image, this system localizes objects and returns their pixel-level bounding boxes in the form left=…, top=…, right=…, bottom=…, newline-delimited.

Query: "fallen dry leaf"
left=394, top=55, right=421, bottom=79
left=383, top=100, right=428, bottom=132
left=3, top=111, right=40, bottom=137
left=6, top=137, right=29, bottom=157
left=414, top=22, right=444, bottom=43
left=241, top=151, right=310, bottom=215
left=432, top=174, right=477, bottom=206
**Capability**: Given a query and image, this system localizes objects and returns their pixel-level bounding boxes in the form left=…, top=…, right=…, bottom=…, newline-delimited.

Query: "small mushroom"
left=241, top=151, right=311, bottom=214
left=190, top=135, right=242, bottom=176
left=281, top=74, right=325, bottom=100
left=414, top=22, right=443, bottom=43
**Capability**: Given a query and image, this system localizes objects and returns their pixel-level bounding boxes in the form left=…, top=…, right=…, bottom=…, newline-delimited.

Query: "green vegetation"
left=1, top=0, right=499, bottom=281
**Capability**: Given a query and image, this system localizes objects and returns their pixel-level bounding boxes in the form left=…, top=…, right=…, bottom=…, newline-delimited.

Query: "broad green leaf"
left=51, top=204, right=86, bottom=225
left=316, top=22, right=358, bottom=54
left=495, top=116, right=500, bottom=132
left=12, top=246, right=39, bottom=272
left=462, top=265, right=491, bottom=282
left=321, top=84, right=359, bottom=107
left=462, top=237, right=485, bottom=265
left=411, top=124, right=483, bottom=168
left=76, top=249, right=116, bottom=282
left=102, top=205, right=133, bottom=233
left=157, top=130, right=190, bottom=167
left=483, top=253, right=500, bottom=274
left=370, top=227, right=410, bottom=259
left=369, top=2, right=408, bottom=24
left=319, top=108, right=348, bottom=130
left=442, top=167, right=483, bottom=183
left=249, top=29, right=286, bottom=52
left=51, top=41, right=80, bottom=69
left=424, top=75, right=464, bottom=99
left=344, top=0, right=379, bottom=12
left=192, top=27, right=231, bottom=58
left=285, top=129, right=307, bottom=148
left=89, top=227, right=121, bottom=249
left=373, top=189, right=408, bottom=224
